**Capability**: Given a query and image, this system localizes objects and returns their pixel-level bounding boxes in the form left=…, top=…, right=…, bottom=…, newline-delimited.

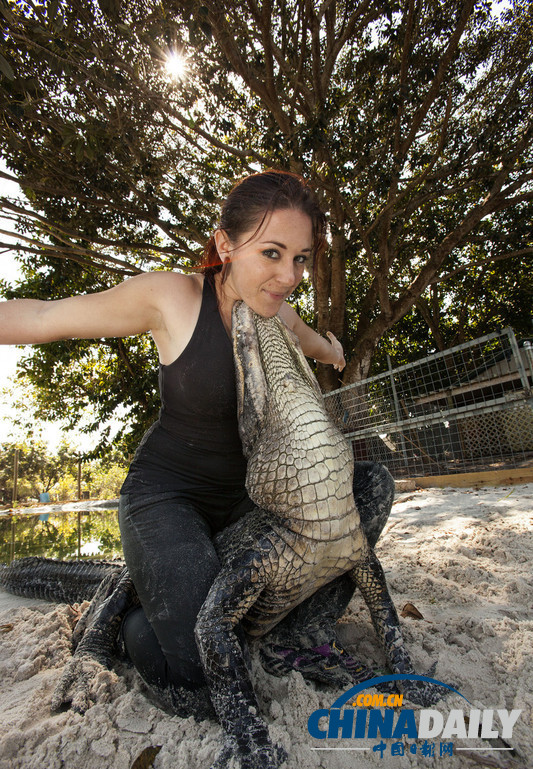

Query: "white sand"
left=0, top=484, right=531, bottom=769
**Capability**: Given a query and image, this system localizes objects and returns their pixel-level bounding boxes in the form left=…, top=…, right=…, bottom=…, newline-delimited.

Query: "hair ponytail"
left=202, top=234, right=223, bottom=284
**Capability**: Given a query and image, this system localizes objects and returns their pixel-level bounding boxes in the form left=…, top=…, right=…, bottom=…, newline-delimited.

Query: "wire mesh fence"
left=324, top=328, right=533, bottom=479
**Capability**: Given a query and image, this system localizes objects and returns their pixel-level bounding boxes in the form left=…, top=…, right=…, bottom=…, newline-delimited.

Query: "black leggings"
left=118, top=461, right=395, bottom=693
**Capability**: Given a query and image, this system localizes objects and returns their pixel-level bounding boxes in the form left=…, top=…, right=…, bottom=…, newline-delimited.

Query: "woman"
left=0, top=170, right=391, bottom=706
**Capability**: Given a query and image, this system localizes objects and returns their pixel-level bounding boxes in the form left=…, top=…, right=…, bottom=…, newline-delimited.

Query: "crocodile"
left=0, top=301, right=445, bottom=769
left=193, top=302, right=445, bottom=767
left=0, top=556, right=123, bottom=604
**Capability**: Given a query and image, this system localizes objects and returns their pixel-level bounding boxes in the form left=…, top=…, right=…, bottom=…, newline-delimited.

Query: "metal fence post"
left=523, top=341, right=533, bottom=390
left=77, top=457, right=82, bottom=500
left=12, top=449, right=19, bottom=506
left=387, top=354, right=409, bottom=468
left=9, top=516, right=15, bottom=564
left=506, top=328, right=531, bottom=396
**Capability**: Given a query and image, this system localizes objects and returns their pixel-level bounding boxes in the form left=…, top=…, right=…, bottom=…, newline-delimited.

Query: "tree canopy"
left=1, top=0, right=532, bottom=449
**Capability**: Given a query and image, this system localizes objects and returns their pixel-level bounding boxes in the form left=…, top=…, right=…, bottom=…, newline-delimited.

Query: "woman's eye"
left=261, top=249, right=307, bottom=263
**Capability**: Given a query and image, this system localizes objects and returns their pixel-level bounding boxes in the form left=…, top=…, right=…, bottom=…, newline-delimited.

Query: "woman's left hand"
left=325, top=332, right=346, bottom=372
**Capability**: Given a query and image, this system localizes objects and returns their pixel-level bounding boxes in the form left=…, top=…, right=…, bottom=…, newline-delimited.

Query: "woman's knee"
left=122, top=605, right=206, bottom=691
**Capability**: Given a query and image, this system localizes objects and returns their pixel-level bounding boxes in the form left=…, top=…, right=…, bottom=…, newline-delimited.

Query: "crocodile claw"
left=51, top=653, right=114, bottom=714
left=210, top=734, right=287, bottom=769
left=399, top=664, right=448, bottom=707
left=400, top=678, right=447, bottom=706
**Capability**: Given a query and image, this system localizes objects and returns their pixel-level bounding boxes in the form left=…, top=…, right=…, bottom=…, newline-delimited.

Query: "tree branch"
left=399, top=0, right=476, bottom=157
left=429, top=247, right=533, bottom=285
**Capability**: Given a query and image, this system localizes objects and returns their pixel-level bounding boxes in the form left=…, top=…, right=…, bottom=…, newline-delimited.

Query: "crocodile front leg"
left=195, top=528, right=287, bottom=769
left=350, top=546, right=446, bottom=706
left=52, top=567, right=138, bottom=713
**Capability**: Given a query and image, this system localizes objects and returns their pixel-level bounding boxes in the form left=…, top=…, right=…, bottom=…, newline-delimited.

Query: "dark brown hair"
left=200, top=169, right=327, bottom=284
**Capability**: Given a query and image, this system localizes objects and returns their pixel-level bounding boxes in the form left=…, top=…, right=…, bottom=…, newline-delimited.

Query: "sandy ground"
left=0, top=484, right=531, bottom=769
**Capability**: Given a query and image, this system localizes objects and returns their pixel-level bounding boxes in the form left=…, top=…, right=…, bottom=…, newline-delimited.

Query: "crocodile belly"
left=246, top=426, right=355, bottom=519
left=242, top=533, right=363, bottom=638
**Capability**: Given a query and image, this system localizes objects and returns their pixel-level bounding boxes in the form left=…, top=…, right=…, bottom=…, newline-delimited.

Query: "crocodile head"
left=232, top=300, right=322, bottom=459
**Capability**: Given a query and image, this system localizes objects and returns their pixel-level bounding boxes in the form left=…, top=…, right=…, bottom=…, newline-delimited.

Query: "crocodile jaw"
left=232, top=302, right=357, bottom=530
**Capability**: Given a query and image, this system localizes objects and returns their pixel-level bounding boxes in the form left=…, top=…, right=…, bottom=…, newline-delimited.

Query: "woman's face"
left=215, top=208, right=313, bottom=317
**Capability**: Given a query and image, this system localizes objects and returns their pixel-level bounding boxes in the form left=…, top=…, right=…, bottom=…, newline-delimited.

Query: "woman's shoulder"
left=129, top=270, right=203, bottom=307
left=141, top=272, right=206, bottom=362
left=131, top=269, right=202, bottom=291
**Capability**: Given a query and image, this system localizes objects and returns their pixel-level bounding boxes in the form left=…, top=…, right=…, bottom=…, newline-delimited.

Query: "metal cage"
left=324, top=328, right=533, bottom=479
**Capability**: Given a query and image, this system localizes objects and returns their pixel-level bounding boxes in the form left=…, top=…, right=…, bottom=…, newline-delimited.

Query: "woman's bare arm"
left=279, top=303, right=346, bottom=371
left=0, top=272, right=189, bottom=346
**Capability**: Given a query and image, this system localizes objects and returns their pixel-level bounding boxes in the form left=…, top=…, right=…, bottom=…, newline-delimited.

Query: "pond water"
left=0, top=508, right=123, bottom=565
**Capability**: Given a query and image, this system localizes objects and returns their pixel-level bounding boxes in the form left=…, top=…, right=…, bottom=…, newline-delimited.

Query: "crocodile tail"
left=0, top=556, right=124, bottom=603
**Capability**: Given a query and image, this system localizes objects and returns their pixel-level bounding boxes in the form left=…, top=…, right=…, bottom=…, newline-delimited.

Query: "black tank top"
left=120, top=278, right=253, bottom=531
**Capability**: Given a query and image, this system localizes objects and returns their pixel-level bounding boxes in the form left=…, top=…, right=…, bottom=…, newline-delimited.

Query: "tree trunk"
left=343, top=335, right=379, bottom=384
left=315, top=203, right=347, bottom=392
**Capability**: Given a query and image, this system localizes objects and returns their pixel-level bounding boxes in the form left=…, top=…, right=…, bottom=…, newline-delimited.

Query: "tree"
left=0, top=437, right=128, bottom=502
left=0, top=438, right=66, bottom=500
left=375, top=240, right=533, bottom=369
left=1, top=0, right=532, bottom=444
